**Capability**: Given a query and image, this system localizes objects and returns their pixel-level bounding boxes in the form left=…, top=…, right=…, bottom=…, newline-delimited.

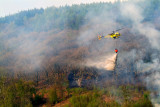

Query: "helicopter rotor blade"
left=114, top=25, right=131, bottom=32
left=114, top=27, right=125, bottom=32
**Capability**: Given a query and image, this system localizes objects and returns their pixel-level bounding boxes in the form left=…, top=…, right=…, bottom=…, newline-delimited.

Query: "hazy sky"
left=0, top=0, right=122, bottom=17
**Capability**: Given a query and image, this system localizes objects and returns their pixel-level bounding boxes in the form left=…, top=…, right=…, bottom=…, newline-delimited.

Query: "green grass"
left=69, top=87, right=87, bottom=95
left=70, top=94, right=107, bottom=107
left=66, top=86, right=153, bottom=107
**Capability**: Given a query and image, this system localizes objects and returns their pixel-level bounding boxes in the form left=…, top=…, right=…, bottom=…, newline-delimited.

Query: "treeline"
left=0, top=0, right=160, bottom=31
left=0, top=8, right=44, bottom=25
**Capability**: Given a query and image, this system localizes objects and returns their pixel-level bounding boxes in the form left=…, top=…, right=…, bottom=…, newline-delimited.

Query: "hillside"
left=0, top=0, right=160, bottom=106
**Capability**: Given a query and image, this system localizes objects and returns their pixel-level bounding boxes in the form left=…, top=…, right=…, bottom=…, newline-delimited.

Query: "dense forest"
left=0, top=0, right=160, bottom=30
left=0, top=0, right=160, bottom=106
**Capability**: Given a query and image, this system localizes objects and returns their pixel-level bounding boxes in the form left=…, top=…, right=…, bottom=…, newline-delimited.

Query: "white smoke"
left=120, top=1, right=160, bottom=106
left=78, top=1, right=160, bottom=105
left=86, top=53, right=117, bottom=71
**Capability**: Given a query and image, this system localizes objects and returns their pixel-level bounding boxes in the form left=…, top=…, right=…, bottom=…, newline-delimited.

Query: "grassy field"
left=37, top=85, right=153, bottom=107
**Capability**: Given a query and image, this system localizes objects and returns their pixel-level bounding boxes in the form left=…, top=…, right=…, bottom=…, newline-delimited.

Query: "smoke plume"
left=86, top=53, right=117, bottom=71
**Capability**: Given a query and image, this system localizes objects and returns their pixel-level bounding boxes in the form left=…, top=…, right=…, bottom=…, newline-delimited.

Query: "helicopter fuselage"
left=109, top=32, right=121, bottom=39
left=98, top=32, right=121, bottom=40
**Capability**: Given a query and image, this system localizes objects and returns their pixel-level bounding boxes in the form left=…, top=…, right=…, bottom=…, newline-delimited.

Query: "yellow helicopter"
left=98, top=28, right=124, bottom=40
